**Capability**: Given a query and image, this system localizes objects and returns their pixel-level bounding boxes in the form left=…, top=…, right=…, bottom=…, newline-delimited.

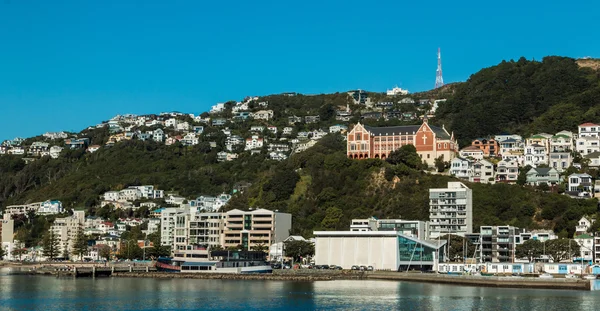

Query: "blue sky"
left=1, top=0, right=599, bottom=140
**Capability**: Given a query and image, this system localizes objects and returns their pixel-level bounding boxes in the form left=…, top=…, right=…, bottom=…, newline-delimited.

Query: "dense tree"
left=72, top=229, right=88, bottom=260
left=42, top=231, right=60, bottom=260
left=387, top=145, right=424, bottom=170
left=98, top=245, right=112, bottom=261
left=545, top=239, right=580, bottom=262
left=516, top=239, right=544, bottom=262
left=250, top=243, right=268, bottom=253
left=284, top=240, right=315, bottom=262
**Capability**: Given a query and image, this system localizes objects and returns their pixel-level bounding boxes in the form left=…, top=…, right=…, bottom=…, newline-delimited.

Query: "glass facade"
left=398, top=236, right=443, bottom=263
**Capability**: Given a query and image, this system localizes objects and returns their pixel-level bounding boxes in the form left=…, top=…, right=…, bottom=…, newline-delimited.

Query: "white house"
left=450, top=158, right=473, bottom=180
left=252, top=110, right=274, bottom=121
left=152, top=129, right=165, bottom=142
left=119, top=188, right=143, bottom=201
left=267, top=126, right=278, bottom=134
left=471, top=159, right=495, bottom=184
left=165, top=118, right=178, bottom=128
left=550, top=131, right=573, bottom=152
left=567, top=173, right=593, bottom=196
left=49, top=146, right=64, bottom=159
left=459, top=146, right=484, bottom=160
left=38, top=200, right=64, bottom=215
left=103, top=191, right=119, bottom=201
left=176, top=122, right=190, bottom=131
left=496, top=160, right=519, bottom=183
left=574, top=234, right=594, bottom=262
left=283, top=127, right=294, bottom=135
left=210, top=103, right=226, bottom=114
left=523, top=144, right=547, bottom=167
left=245, top=135, right=264, bottom=150
left=250, top=126, right=265, bottom=133
left=576, top=136, right=600, bottom=156
left=329, top=124, right=348, bottom=133
left=578, top=122, right=600, bottom=138
left=585, top=152, right=600, bottom=168
left=576, top=216, right=594, bottom=236
left=548, top=152, right=572, bottom=172
left=181, top=133, right=199, bottom=146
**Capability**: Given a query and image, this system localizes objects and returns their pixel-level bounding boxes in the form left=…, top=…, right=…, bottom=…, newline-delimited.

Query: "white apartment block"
left=50, top=211, right=85, bottom=259
left=428, top=182, right=473, bottom=238
left=38, top=200, right=64, bottom=215
left=450, top=158, right=472, bottom=180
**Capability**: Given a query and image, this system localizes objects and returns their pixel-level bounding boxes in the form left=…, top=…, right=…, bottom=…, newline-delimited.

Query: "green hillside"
left=2, top=56, right=600, bottom=241
left=434, top=56, right=600, bottom=144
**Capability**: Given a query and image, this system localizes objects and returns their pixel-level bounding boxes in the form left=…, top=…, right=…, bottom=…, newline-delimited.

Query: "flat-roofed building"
left=223, top=209, right=291, bottom=250
left=314, top=231, right=446, bottom=271
left=429, top=182, right=473, bottom=238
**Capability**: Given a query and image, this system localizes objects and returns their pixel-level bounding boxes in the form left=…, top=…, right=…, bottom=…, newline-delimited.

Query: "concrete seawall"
left=367, top=272, right=591, bottom=291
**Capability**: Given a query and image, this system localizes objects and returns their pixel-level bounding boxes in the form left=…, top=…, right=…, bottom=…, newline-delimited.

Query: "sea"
left=2, top=268, right=600, bottom=311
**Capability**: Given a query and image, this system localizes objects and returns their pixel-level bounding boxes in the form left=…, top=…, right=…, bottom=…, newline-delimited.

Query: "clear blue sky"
left=1, top=0, right=599, bottom=140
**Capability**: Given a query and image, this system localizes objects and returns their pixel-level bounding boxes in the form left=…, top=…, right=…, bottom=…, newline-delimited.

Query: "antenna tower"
left=435, top=48, right=444, bottom=89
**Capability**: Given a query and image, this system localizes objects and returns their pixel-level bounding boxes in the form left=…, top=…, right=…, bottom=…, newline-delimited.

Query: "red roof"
left=580, top=123, right=599, bottom=127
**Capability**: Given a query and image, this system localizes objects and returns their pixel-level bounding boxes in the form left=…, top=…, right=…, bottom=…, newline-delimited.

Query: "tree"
left=71, top=229, right=88, bottom=260
left=546, top=239, right=579, bottom=262
left=284, top=240, right=315, bottom=262
left=119, top=240, right=143, bottom=260
left=515, top=239, right=544, bottom=262
left=517, top=166, right=530, bottom=186
left=98, top=245, right=112, bottom=261
left=42, top=231, right=61, bottom=260
left=434, top=156, right=446, bottom=173
left=209, top=245, right=224, bottom=252
left=537, top=182, right=550, bottom=192
left=387, top=145, right=423, bottom=170
left=11, top=248, right=28, bottom=261
left=250, top=243, right=268, bottom=253
left=321, top=207, right=343, bottom=230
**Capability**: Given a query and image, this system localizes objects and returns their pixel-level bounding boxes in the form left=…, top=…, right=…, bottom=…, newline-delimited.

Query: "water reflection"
left=1, top=275, right=600, bottom=311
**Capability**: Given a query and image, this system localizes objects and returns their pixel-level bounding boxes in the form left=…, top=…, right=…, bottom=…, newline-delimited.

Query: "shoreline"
left=3, top=266, right=592, bottom=291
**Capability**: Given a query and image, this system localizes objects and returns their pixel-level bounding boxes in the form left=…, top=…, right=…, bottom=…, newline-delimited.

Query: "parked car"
left=335, top=266, right=343, bottom=270
left=351, top=265, right=359, bottom=271
left=329, top=265, right=337, bottom=270
left=359, top=265, right=366, bottom=271
left=367, top=266, right=374, bottom=271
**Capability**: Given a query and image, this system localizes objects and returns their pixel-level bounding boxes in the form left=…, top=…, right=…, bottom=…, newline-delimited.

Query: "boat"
left=155, top=250, right=272, bottom=274
left=539, top=273, right=553, bottom=279
left=155, top=257, right=183, bottom=272
left=565, top=274, right=578, bottom=279
left=583, top=274, right=597, bottom=280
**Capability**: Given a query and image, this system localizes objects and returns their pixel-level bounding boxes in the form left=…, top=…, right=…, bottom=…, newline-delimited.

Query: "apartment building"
left=349, top=217, right=428, bottom=239
left=222, top=209, right=291, bottom=250
left=428, top=182, right=473, bottom=238
left=477, top=226, right=524, bottom=263
left=50, top=211, right=85, bottom=259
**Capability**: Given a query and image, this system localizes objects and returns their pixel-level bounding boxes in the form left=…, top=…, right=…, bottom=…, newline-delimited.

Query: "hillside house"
left=472, top=159, right=495, bottom=184
left=152, top=129, right=165, bottom=142
left=450, top=158, right=473, bottom=180
left=548, top=152, right=572, bottom=172
left=523, top=144, right=547, bottom=167
left=252, top=110, right=274, bottom=121
left=245, top=135, right=264, bottom=150
left=495, top=160, right=519, bottom=183
left=471, top=138, right=499, bottom=157
left=525, top=167, right=560, bottom=187
left=579, top=122, right=600, bottom=138
left=459, top=146, right=484, bottom=160
left=567, top=173, right=593, bottom=196
left=305, top=115, right=320, bottom=123
left=288, top=116, right=302, bottom=125
left=576, top=136, right=600, bottom=156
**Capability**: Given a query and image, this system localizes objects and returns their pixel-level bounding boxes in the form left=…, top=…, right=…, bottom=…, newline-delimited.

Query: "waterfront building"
left=574, top=234, right=594, bottom=263
left=49, top=211, right=85, bottom=259
left=346, top=120, right=458, bottom=167
left=474, top=226, right=525, bottom=263
left=222, top=209, right=291, bottom=250
left=314, top=231, right=446, bottom=271
left=428, top=182, right=473, bottom=238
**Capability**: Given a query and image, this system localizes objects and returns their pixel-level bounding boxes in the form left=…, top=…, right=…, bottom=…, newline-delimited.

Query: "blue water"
left=2, top=271, right=600, bottom=310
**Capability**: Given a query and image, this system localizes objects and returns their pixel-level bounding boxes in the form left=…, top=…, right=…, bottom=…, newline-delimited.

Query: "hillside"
left=2, top=56, right=600, bottom=241
left=434, top=56, right=600, bottom=145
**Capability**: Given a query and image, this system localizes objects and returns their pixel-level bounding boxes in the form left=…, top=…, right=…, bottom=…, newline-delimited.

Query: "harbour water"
left=2, top=270, right=600, bottom=310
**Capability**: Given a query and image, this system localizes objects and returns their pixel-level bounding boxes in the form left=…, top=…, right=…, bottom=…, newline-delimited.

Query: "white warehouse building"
left=314, top=231, right=446, bottom=271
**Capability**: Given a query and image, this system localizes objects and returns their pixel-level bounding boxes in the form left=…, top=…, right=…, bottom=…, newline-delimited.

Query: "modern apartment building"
left=222, top=209, right=291, bottom=250
left=50, top=211, right=85, bottom=258
left=429, top=182, right=473, bottom=238
left=478, top=226, right=524, bottom=263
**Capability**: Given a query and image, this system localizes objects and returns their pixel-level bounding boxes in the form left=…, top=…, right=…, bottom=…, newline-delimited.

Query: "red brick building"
left=347, top=121, right=458, bottom=166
